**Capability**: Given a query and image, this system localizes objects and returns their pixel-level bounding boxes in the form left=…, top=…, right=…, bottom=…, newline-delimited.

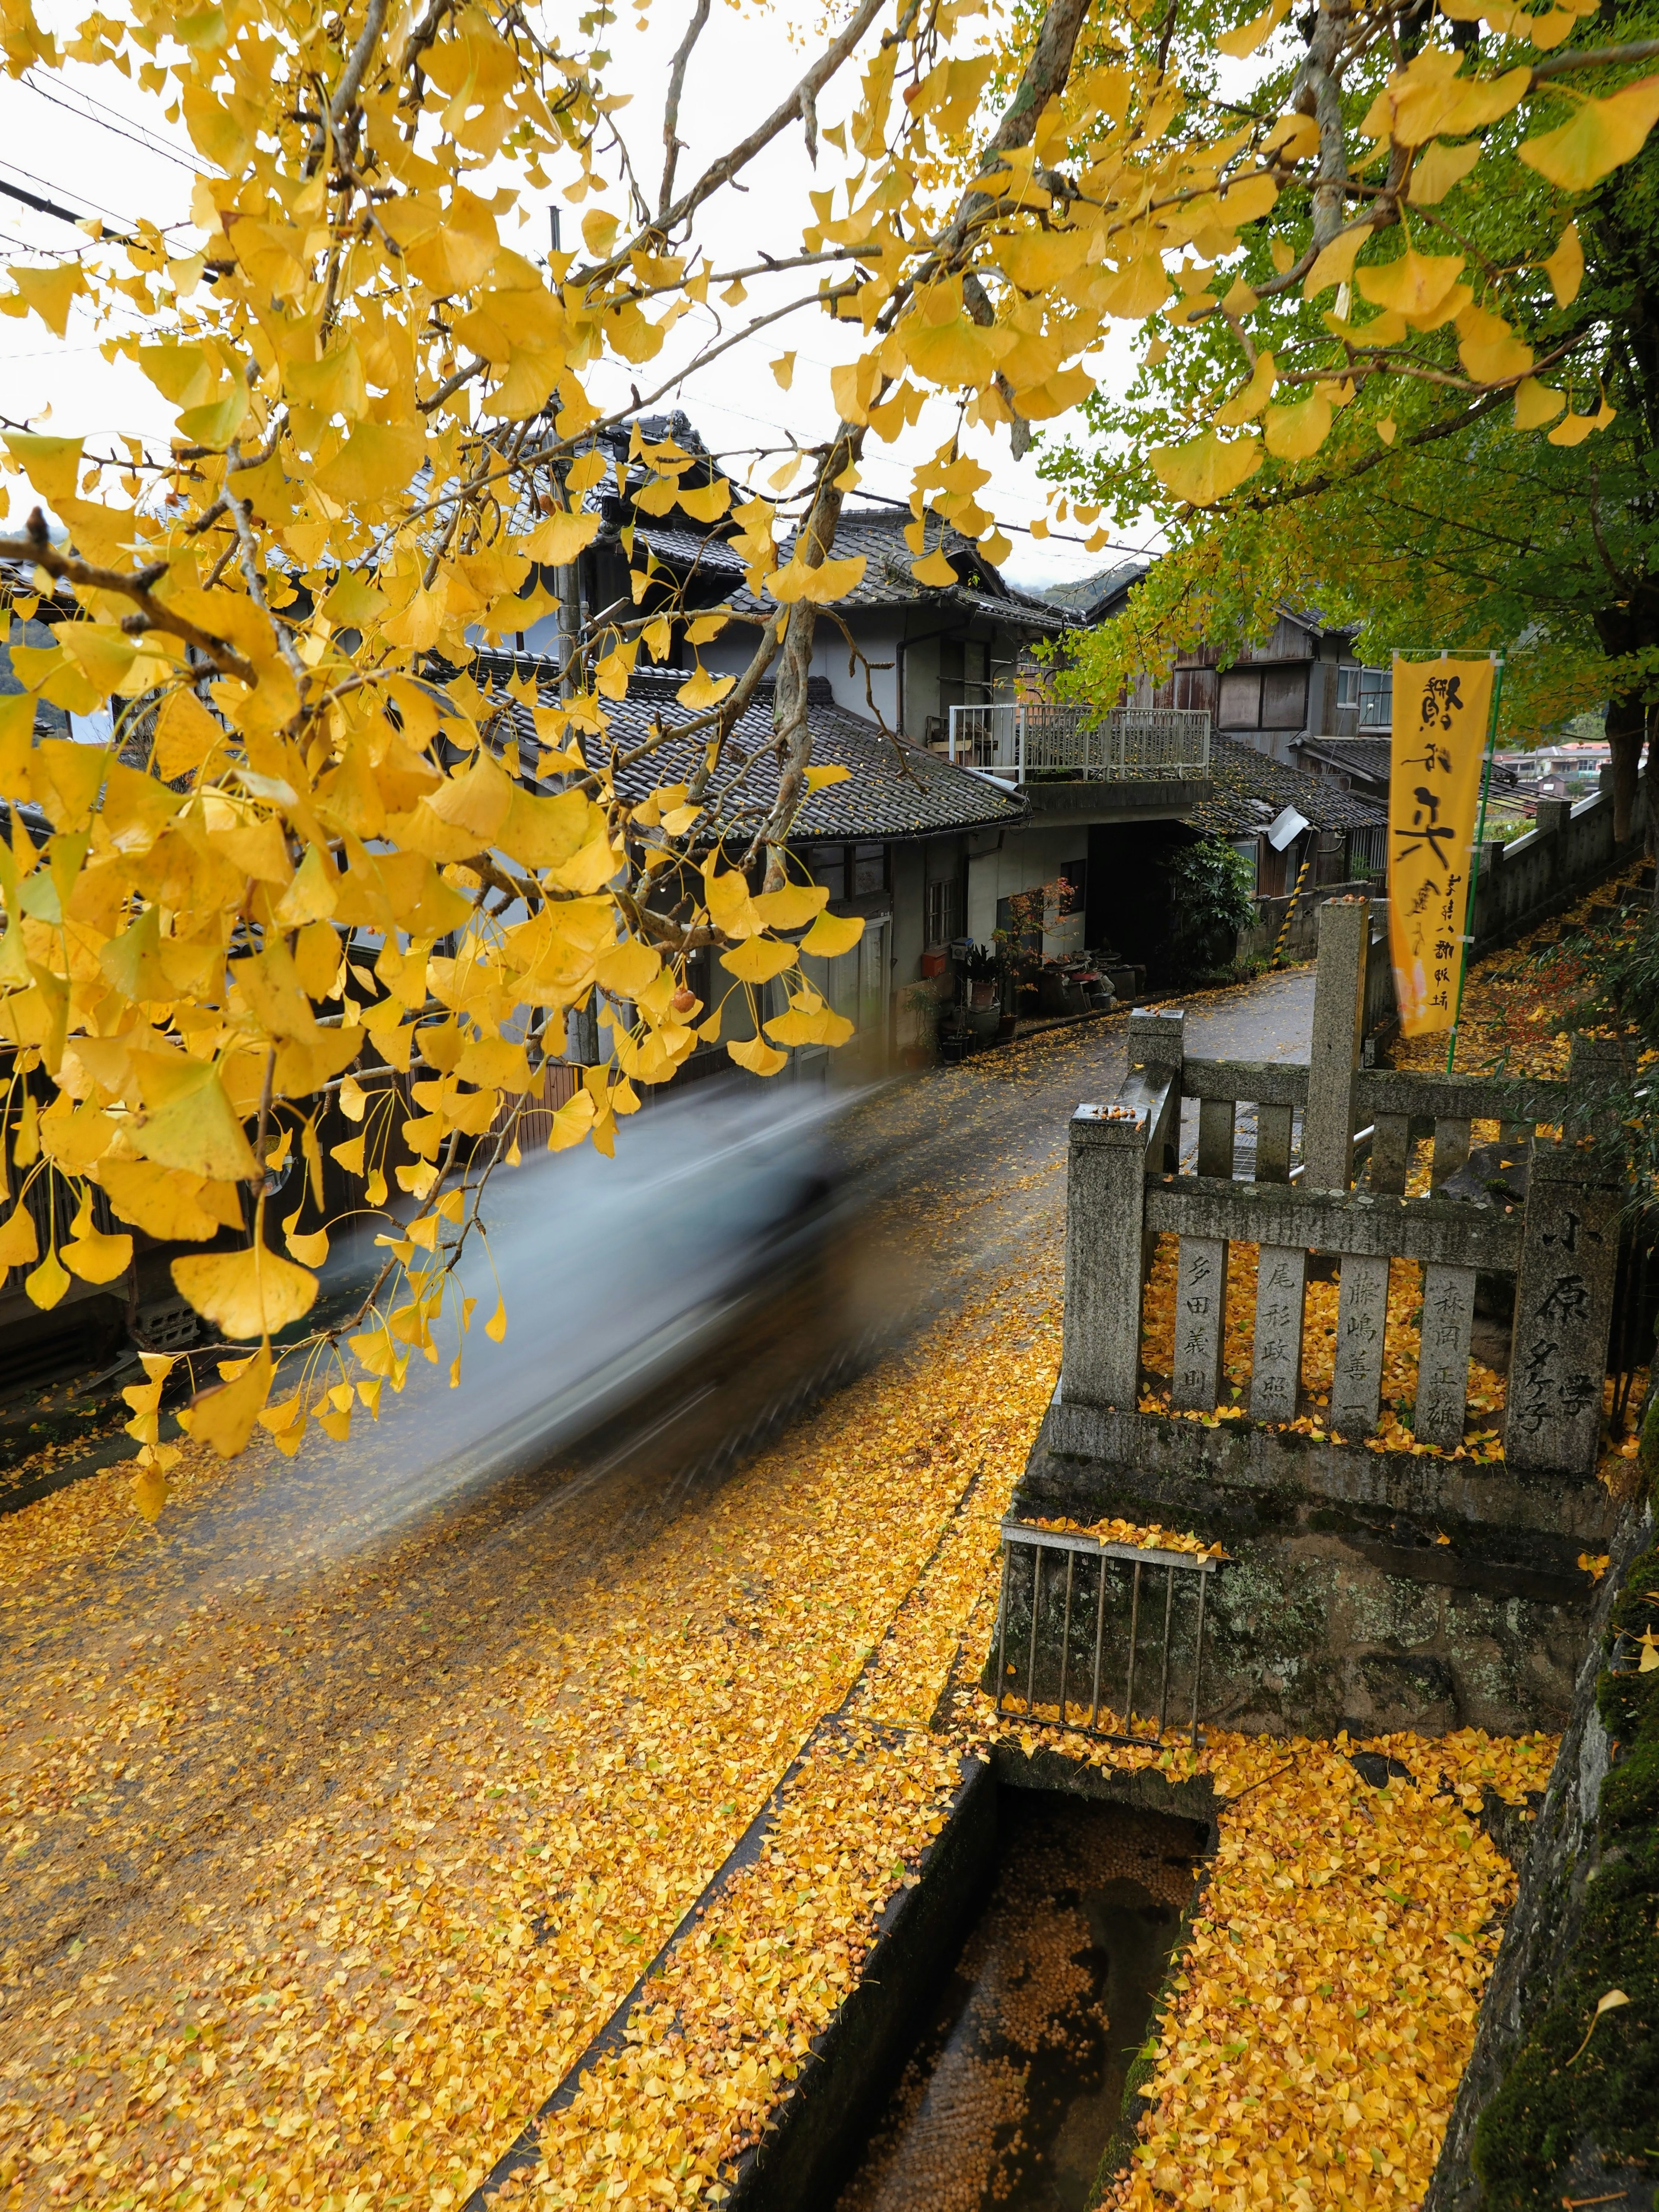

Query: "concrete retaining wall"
left=1470, top=787, right=1648, bottom=953
left=1013, top=1395, right=1622, bottom=1740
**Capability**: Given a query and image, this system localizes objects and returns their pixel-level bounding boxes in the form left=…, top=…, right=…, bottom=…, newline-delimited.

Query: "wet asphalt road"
left=0, top=966, right=1315, bottom=2022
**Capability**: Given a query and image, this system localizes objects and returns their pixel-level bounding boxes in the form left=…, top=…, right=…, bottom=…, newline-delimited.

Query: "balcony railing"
left=947, top=702, right=1211, bottom=783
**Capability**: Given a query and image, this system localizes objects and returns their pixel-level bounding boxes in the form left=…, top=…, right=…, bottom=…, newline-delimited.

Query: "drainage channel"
left=832, top=1789, right=1205, bottom=2212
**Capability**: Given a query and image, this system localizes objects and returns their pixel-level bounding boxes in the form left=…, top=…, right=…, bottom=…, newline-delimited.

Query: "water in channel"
left=836, top=1795, right=1204, bottom=2212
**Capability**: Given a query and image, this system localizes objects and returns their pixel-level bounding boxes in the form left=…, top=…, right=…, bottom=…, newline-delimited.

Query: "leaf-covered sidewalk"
left=0, top=966, right=1568, bottom=2210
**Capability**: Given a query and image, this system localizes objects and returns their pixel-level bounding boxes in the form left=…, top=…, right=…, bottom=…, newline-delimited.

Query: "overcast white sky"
left=0, top=1, right=1181, bottom=591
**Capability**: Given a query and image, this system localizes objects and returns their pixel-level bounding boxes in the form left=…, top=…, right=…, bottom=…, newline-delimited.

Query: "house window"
left=1348, top=823, right=1389, bottom=882
left=924, top=876, right=962, bottom=947
left=852, top=842, right=887, bottom=896
left=1261, top=665, right=1309, bottom=729
left=803, top=843, right=846, bottom=898
left=1217, top=668, right=1262, bottom=727
left=1338, top=664, right=1393, bottom=727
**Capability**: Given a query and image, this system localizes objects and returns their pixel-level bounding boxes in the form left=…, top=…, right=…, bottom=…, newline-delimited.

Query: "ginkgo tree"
left=1034, top=0, right=1659, bottom=836
left=3, top=0, right=1658, bottom=1490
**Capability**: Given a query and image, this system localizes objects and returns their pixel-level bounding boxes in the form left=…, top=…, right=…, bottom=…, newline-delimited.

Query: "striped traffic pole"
left=1273, top=854, right=1311, bottom=966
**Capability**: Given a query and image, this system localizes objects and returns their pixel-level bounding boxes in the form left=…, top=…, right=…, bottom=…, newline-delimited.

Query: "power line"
left=22, top=73, right=201, bottom=173
left=0, top=156, right=133, bottom=229
left=0, top=174, right=131, bottom=245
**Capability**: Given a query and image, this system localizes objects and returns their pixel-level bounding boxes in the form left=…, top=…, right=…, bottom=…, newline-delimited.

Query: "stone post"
left=1304, top=896, right=1368, bottom=1191
left=1127, top=1007, right=1186, bottom=1172
left=1504, top=1140, right=1621, bottom=1475
left=1062, top=1105, right=1149, bottom=1409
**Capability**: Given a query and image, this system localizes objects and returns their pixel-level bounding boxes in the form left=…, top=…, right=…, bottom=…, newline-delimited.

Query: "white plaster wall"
left=810, top=610, right=903, bottom=729
left=965, top=825, right=1093, bottom=948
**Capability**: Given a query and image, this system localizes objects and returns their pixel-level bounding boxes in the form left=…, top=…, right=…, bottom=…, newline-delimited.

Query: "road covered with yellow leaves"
left=0, top=963, right=1557, bottom=2209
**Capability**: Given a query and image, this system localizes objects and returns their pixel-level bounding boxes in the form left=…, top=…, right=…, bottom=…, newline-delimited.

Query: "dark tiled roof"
left=473, top=653, right=1027, bottom=842
left=1189, top=736, right=1388, bottom=839
left=1032, top=558, right=1150, bottom=620
left=727, top=508, right=1075, bottom=632
left=1296, top=735, right=1391, bottom=785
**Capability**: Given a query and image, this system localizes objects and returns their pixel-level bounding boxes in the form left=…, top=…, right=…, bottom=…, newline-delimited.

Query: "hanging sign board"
left=1389, top=656, right=1494, bottom=1037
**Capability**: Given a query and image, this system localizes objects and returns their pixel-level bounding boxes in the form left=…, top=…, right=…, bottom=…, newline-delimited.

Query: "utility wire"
left=0, top=156, right=133, bottom=229
left=23, top=71, right=201, bottom=172
left=0, top=174, right=131, bottom=245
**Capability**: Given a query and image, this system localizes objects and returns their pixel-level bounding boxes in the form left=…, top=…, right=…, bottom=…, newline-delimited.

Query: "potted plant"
left=961, top=941, right=998, bottom=1009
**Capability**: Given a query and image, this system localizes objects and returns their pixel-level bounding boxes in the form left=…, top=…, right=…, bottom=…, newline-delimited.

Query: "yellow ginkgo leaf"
left=1521, top=75, right=1659, bottom=191
left=727, top=1035, right=788, bottom=1077
left=751, top=883, right=830, bottom=930
left=677, top=664, right=734, bottom=710
left=678, top=479, right=731, bottom=523
left=1216, top=0, right=1290, bottom=59
left=1356, top=248, right=1465, bottom=317
left=721, top=938, right=798, bottom=985
left=522, top=509, right=601, bottom=566
left=5, top=262, right=85, bottom=337
left=766, top=1006, right=857, bottom=1047
left=1215, top=352, right=1277, bottom=426
left=910, top=546, right=958, bottom=587
left=1408, top=138, right=1481, bottom=204
left=172, top=1242, right=319, bottom=1340
left=25, top=1248, right=68, bottom=1310
left=1542, top=222, right=1584, bottom=307
left=1301, top=226, right=1367, bottom=299
left=1148, top=430, right=1264, bottom=507
left=1514, top=378, right=1567, bottom=429
left=132, top=1461, right=168, bottom=1522
left=132, top=1058, right=261, bottom=1184
left=285, top=1224, right=330, bottom=1266
left=804, top=764, right=852, bottom=790
left=766, top=553, right=868, bottom=604
left=1263, top=393, right=1333, bottom=460
left=595, top=939, right=663, bottom=995
left=771, top=353, right=796, bottom=389
left=1458, top=321, right=1535, bottom=384
left=1548, top=410, right=1597, bottom=445
left=1377, top=416, right=1398, bottom=445
left=63, top=1229, right=134, bottom=1284
left=0, top=1201, right=39, bottom=1269
left=179, top=1344, right=272, bottom=1457
left=800, top=910, right=867, bottom=958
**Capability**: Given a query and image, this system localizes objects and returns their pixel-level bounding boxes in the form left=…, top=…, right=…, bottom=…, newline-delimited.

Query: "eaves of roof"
left=1187, top=735, right=1389, bottom=838
left=472, top=653, right=1029, bottom=842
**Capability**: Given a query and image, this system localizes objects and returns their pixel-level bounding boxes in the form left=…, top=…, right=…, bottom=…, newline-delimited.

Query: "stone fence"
left=1470, top=782, right=1648, bottom=951
left=1002, top=895, right=1629, bottom=1740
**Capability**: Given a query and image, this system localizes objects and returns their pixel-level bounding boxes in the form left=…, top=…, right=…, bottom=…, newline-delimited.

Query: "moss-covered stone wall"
left=1425, top=1412, right=1658, bottom=2211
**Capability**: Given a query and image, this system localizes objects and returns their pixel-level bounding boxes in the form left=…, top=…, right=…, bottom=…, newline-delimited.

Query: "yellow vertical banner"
left=1389, top=655, right=1494, bottom=1038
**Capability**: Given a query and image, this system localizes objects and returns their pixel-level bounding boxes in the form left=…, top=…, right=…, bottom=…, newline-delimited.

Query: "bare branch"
left=658, top=0, right=712, bottom=216
left=0, top=509, right=257, bottom=683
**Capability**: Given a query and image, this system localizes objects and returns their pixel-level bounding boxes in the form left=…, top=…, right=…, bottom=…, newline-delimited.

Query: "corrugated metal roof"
left=1189, top=736, right=1388, bottom=838
left=473, top=652, right=1028, bottom=842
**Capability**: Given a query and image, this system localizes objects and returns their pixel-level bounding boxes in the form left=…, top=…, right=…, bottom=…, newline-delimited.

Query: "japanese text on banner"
left=1388, top=656, right=1493, bottom=1038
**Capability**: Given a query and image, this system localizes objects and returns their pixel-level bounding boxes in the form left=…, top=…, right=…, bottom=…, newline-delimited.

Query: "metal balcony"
left=946, top=702, right=1211, bottom=783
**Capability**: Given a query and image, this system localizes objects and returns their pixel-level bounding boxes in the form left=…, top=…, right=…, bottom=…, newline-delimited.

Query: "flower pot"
left=969, top=979, right=996, bottom=1010
left=966, top=1004, right=1001, bottom=1044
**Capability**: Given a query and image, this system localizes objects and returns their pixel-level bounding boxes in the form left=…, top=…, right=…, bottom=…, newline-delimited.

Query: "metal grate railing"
left=947, top=703, right=1210, bottom=782
left=993, top=1521, right=1219, bottom=1750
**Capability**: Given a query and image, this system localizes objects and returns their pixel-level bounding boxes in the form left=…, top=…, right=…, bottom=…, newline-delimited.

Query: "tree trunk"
left=1606, top=689, right=1645, bottom=843
left=1643, top=702, right=1659, bottom=906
